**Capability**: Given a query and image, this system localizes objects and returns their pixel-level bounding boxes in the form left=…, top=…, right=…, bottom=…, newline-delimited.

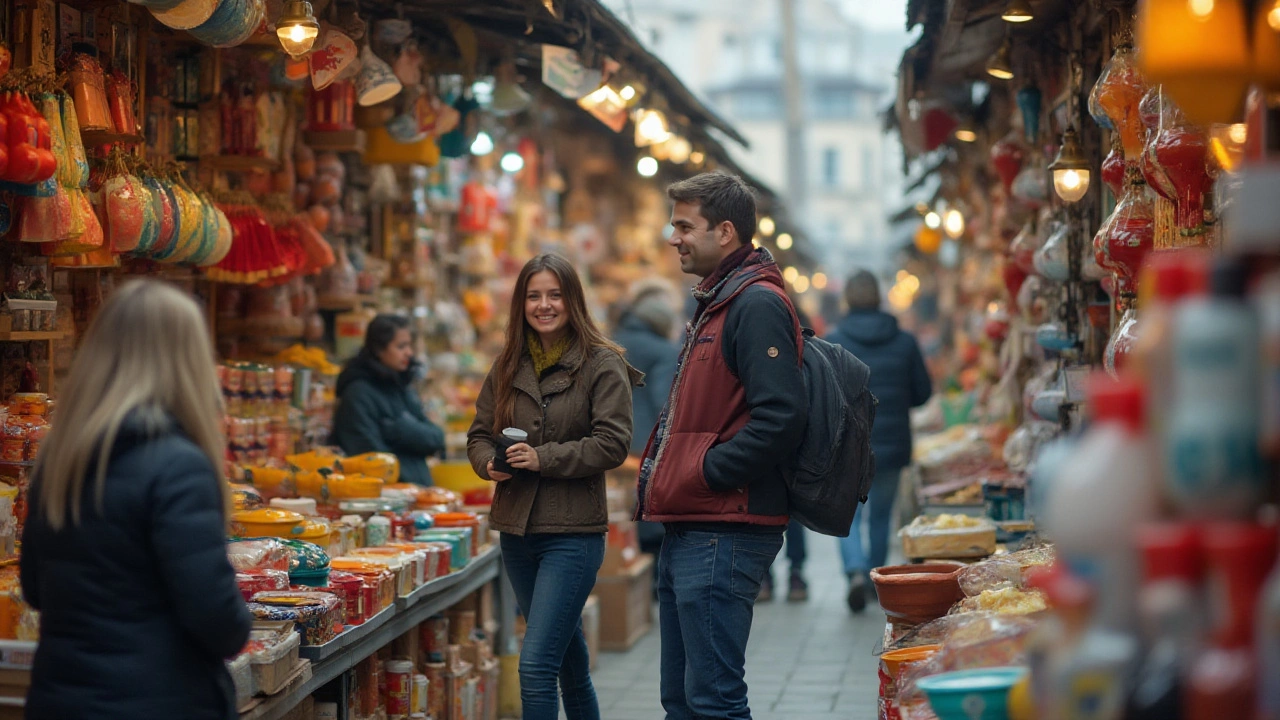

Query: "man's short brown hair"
left=667, top=172, right=758, bottom=245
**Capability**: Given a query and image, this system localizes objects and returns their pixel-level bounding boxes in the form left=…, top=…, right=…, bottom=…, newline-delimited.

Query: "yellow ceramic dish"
left=431, top=461, right=488, bottom=495
left=339, top=453, right=400, bottom=484
left=287, top=450, right=340, bottom=473
left=231, top=508, right=306, bottom=538
left=296, top=471, right=384, bottom=502
left=295, top=519, right=332, bottom=549
left=242, top=466, right=295, bottom=495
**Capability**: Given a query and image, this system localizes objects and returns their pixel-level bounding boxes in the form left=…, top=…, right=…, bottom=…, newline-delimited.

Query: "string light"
left=637, top=156, right=659, bottom=177
left=776, top=233, right=794, bottom=250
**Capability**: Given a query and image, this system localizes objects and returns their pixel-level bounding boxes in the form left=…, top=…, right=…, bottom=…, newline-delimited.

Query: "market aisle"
left=579, top=536, right=885, bottom=720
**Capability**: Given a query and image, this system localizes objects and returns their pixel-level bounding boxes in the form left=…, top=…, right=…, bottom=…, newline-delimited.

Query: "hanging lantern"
left=986, top=38, right=1015, bottom=80
left=1017, top=85, right=1042, bottom=144
left=1102, top=135, right=1127, bottom=198
left=1093, top=41, right=1149, bottom=161
left=990, top=136, right=1024, bottom=195
left=1002, top=0, right=1035, bottom=23
left=1103, top=166, right=1156, bottom=301
left=1138, top=88, right=1177, bottom=201
left=1253, top=1, right=1280, bottom=91
left=1137, top=0, right=1250, bottom=127
left=276, top=0, right=320, bottom=58
left=634, top=108, right=672, bottom=147
left=1048, top=126, right=1092, bottom=203
left=1153, top=122, right=1212, bottom=238
left=1008, top=220, right=1039, bottom=273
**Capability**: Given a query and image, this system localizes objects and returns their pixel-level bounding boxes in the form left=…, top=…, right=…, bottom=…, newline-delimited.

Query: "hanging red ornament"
left=990, top=137, right=1024, bottom=196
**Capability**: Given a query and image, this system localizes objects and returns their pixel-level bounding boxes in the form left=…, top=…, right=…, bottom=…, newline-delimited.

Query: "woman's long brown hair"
left=491, top=253, right=623, bottom=430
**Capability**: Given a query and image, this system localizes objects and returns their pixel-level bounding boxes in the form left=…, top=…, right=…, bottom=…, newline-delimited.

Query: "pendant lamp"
left=1137, top=0, right=1249, bottom=126
left=276, top=0, right=319, bottom=57
left=1049, top=126, right=1091, bottom=203
left=1002, top=0, right=1034, bottom=23
left=987, top=38, right=1015, bottom=80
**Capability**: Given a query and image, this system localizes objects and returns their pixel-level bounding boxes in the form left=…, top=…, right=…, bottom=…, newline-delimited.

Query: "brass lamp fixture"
left=277, top=0, right=320, bottom=57
left=1049, top=126, right=1092, bottom=203
left=1002, top=0, right=1034, bottom=23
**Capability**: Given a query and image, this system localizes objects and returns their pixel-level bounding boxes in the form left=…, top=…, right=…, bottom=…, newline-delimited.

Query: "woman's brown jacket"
left=467, top=344, right=641, bottom=535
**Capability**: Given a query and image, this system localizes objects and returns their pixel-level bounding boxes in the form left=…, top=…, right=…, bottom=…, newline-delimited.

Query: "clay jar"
left=870, top=563, right=966, bottom=625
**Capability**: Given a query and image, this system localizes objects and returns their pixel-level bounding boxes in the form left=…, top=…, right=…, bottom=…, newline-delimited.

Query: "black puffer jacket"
left=828, top=310, right=933, bottom=471
left=331, top=352, right=446, bottom=486
left=20, top=408, right=252, bottom=720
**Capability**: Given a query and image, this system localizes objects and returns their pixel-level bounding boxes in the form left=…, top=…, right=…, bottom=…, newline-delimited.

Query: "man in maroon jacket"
left=636, top=172, right=808, bottom=720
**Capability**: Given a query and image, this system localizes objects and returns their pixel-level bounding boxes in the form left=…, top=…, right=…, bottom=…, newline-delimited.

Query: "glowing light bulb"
left=637, top=156, right=659, bottom=177
left=812, top=273, right=828, bottom=290
left=759, top=216, right=776, bottom=237
left=924, top=211, right=942, bottom=230
left=776, top=233, right=793, bottom=250
left=1188, top=0, right=1215, bottom=18
left=1229, top=123, right=1248, bottom=144
left=1269, top=0, right=1280, bottom=30
left=620, top=85, right=637, bottom=101
left=955, top=129, right=978, bottom=142
left=943, top=209, right=965, bottom=239
left=500, top=152, right=525, bottom=173
left=470, top=131, right=494, bottom=156
left=783, top=266, right=799, bottom=284
left=794, top=275, right=811, bottom=293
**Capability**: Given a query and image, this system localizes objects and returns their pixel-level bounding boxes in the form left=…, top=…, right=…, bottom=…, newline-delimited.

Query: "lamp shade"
left=986, top=39, right=1015, bottom=80
left=1254, top=1, right=1280, bottom=91
left=276, top=0, right=319, bottom=57
left=1048, top=127, right=1092, bottom=203
left=1137, top=0, right=1249, bottom=126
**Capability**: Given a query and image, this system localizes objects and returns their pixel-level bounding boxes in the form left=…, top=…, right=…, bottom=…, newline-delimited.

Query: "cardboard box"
left=600, top=517, right=640, bottom=577
left=593, top=553, right=653, bottom=651
left=581, top=594, right=599, bottom=670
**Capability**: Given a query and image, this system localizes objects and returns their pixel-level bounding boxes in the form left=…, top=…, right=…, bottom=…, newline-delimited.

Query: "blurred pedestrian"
left=332, top=314, right=445, bottom=485
left=639, top=172, right=807, bottom=720
left=612, top=282, right=681, bottom=580
left=467, top=253, right=641, bottom=720
left=21, top=280, right=252, bottom=720
left=828, top=270, right=933, bottom=613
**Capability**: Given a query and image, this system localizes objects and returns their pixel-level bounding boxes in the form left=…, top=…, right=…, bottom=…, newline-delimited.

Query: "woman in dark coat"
left=21, top=280, right=252, bottom=720
left=331, top=314, right=446, bottom=485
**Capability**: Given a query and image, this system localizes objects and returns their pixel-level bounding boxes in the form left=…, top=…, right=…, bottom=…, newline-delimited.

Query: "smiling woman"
left=465, top=252, right=642, bottom=720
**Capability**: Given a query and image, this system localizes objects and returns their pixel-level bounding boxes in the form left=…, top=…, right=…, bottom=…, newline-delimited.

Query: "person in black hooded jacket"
left=21, top=280, right=252, bottom=720
left=827, top=270, right=933, bottom=614
left=331, top=314, right=445, bottom=485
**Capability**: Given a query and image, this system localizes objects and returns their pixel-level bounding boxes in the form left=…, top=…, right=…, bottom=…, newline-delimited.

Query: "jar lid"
left=233, top=508, right=305, bottom=525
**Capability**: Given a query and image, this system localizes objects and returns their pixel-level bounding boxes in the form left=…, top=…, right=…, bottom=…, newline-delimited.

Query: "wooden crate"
left=593, top=554, right=653, bottom=652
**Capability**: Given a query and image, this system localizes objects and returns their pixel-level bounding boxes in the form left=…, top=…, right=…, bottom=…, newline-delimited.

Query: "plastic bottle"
left=1165, top=259, right=1264, bottom=519
left=1046, top=375, right=1160, bottom=630
left=1259, top=528, right=1280, bottom=720
left=1126, top=523, right=1204, bottom=720
left=1128, top=252, right=1208, bottom=438
left=1025, top=563, right=1095, bottom=720
left=1186, top=523, right=1277, bottom=720
left=366, top=515, right=391, bottom=547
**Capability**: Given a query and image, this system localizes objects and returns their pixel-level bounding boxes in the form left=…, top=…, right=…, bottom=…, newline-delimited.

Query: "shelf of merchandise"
left=79, top=130, right=145, bottom=147
left=240, top=545, right=501, bottom=720
left=200, top=156, right=282, bottom=173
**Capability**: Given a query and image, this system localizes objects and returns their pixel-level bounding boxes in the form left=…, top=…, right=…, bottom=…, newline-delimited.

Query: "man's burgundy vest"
left=638, top=262, right=801, bottom=525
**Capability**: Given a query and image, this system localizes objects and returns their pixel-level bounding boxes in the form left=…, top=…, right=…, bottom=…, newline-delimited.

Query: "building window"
left=733, top=91, right=780, bottom=120
left=822, top=147, right=840, bottom=189
left=811, top=90, right=854, bottom=119
left=861, top=145, right=875, bottom=191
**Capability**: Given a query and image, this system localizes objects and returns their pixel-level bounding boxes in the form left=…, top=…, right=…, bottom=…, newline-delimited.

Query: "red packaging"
left=357, top=657, right=380, bottom=717
left=418, top=542, right=452, bottom=579
left=235, top=569, right=289, bottom=601
left=385, top=659, right=413, bottom=717
left=421, top=616, right=450, bottom=663
left=327, top=571, right=365, bottom=626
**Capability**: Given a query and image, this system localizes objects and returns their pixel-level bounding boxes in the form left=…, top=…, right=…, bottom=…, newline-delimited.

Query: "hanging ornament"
left=1034, top=220, right=1071, bottom=282
left=1152, top=114, right=1212, bottom=241
left=1008, top=219, right=1039, bottom=273
left=1093, top=40, right=1149, bottom=161
left=990, top=136, right=1024, bottom=196
left=1103, top=166, right=1156, bottom=304
left=1012, top=160, right=1050, bottom=209
left=1105, top=309, right=1140, bottom=379
left=1017, top=85, right=1042, bottom=144
left=1102, top=134, right=1127, bottom=199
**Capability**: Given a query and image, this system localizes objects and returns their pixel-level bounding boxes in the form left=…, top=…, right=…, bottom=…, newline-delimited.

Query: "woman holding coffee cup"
left=467, top=254, right=640, bottom=720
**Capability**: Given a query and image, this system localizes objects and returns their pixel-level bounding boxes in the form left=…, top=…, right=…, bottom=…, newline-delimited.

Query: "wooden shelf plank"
left=79, top=130, right=145, bottom=147
left=0, top=331, right=64, bottom=342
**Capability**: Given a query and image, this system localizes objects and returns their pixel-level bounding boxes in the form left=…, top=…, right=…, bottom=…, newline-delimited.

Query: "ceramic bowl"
left=915, top=666, right=1028, bottom=720
left=870, top=563, right=966, bottom=625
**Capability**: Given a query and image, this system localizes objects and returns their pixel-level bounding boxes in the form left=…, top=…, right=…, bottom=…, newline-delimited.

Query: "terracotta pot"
left=871, top=563, right=966, bottom=625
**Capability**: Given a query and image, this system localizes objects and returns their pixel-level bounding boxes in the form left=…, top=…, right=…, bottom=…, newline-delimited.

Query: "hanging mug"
left=374, top=19, right=413, bottom=45
left=354, top=45, right=402, bottom=107
left=309, top=30, right=358, bottom=91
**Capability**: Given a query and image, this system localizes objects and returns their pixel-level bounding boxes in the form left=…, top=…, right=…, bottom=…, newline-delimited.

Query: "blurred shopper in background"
left=21, top=280, right=252, bottom=720
left=332, top=314, right=445, bottom=485
left=612, top=281, right=681, bottom=583
left=828, top=270, right=933, bottom=614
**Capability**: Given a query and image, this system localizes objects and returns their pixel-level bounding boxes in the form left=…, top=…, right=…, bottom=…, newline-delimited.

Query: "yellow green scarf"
left=527, top=330, right=572, bottom=376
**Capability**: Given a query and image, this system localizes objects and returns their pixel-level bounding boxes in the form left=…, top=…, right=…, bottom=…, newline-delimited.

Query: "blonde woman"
left=20, top=280, right=251, bottom=720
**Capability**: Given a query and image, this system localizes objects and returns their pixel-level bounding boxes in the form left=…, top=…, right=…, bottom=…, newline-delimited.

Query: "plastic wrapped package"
left=226, top=653, right=253, bottom=709
left=59, top=95, right=89, bottom=189
left=38, top=95, right=68, bottom=181
left=18, top=190, right=73, bottom=243
left=227, top=537, right=291, bottom=573
left=235, top=568, right=289, bottom=600
left=274, top=538, right=330, bottom=574
left=247, top=590, right=342, bottom=645
left=889, top=612, right=1038, bottom=707
left=952, top=586, right=1049, bottom=615
left=101, top=171, right=147, bottom=253
left=243, top=626, right=301, bottom=695
left=899, top=515, right=997, bottom=560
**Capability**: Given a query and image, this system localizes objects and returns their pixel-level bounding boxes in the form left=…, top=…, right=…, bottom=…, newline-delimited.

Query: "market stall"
left=875, top=0, right=1280, bottom=718
left=0, top=0, right=782, bottom=717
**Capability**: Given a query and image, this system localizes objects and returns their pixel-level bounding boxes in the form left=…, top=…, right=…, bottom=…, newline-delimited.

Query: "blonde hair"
left=33, top=280, right=229, bottom=530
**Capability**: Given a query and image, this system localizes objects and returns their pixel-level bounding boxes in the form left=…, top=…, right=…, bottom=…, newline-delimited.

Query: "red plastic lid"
left=1026, top=561, right=1093, bottom=610
left=1088, top=374, right=1145, bottom=431
left=1138, top=522, right=1203, bottom=582
left=1202, top=522, right=1278, bottom=567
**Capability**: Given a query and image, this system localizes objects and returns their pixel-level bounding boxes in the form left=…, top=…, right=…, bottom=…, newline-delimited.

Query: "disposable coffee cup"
left=492, top=428, right=528, bottom=475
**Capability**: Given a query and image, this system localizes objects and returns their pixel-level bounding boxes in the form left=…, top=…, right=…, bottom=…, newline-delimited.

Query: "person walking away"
left=467, top=254, right=641, bottom=720
left=828, top=270, right=933, bottom=613
left=638, top=172, right=808, bottom=720
left=332, top=314, right=445, bottom=485
left=612, top=284, right=680, bottom=578
left=21, top=280, right=252, bottom=720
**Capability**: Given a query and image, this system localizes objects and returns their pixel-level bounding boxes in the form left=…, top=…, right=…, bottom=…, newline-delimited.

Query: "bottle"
left=1126, top=523, right=1205, bottom=720
left=1128, top=252, right=1209, bottom=435
left=1046, top=375, right=1160, bottom=630
left=1025, top=563, right=1095, bottom=720
left=366, top=515, right=391, bottom=547
left=1185, top=522, right=1277, bottom=720
left=1254, top=269, right=1280, bottom=469
left=1165, top=259, right=1264, bottom=518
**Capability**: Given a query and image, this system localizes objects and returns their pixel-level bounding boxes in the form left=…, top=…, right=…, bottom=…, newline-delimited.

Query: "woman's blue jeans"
left=500, top=532, right=605, bottom=720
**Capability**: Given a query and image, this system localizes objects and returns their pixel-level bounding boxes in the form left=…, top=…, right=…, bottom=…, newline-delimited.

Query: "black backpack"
left=787, top=329, right=877, bottom=537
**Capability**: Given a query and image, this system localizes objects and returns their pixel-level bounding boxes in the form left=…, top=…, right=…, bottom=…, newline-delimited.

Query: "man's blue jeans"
left=839, top=468, right=903, bottom=575
left=500, top=532, right=605, bottom=720
left=657, top=527, right=783, bottom=720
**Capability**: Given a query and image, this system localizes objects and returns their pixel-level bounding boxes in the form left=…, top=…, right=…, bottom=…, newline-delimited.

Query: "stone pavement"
left=579, top=534, right=886, bottom=720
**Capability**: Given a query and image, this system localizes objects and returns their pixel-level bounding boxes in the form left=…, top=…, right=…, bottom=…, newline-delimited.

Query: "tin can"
left=385, top=659, right=413, bottom=717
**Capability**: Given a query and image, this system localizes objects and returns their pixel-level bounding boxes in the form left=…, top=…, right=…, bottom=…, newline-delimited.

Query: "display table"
left=0, top=546, right=504, bottom=720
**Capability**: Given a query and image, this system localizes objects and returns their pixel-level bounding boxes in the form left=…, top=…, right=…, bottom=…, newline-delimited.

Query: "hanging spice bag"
left=97, top=148, right=152, bottom=254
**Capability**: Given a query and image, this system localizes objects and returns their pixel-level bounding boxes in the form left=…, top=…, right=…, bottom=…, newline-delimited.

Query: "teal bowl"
left=914, top=666, right=1027, bottom=720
